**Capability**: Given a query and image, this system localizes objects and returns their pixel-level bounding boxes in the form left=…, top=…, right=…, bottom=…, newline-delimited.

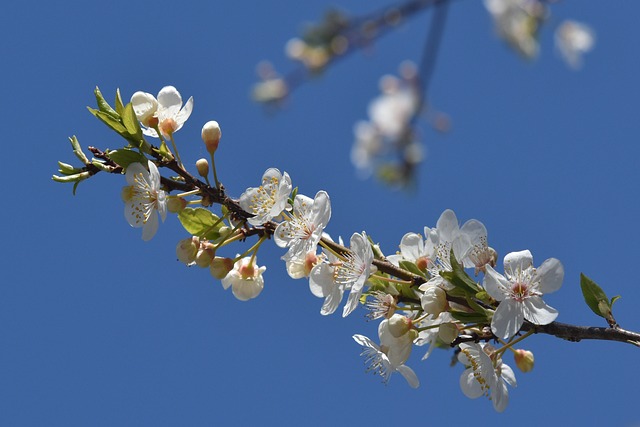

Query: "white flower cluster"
left=119, top=86, right=565, bottom=412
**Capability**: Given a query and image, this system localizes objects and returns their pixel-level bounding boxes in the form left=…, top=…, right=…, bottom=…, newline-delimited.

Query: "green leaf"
left=440, top=249, right=481, bottom=296
left=88, top=107, right=128, bottom=135
left=399, top=260, right=427, bottom=279
left=611, top=295, right=621, bottom=306
left=122, top=102, right=142, bottom=138
left=178, top=208, right=223, bottom=240
left=69, top=135, right=89, bottom=164
left=115, top=88, right=125, bottom=115
left=107, top=149, right=147, bottom=169
left=94, top=86, right=119, bottom=120
left=57, top=161, right=82, bottom=175
left=580, top=273, right=612, bottom=319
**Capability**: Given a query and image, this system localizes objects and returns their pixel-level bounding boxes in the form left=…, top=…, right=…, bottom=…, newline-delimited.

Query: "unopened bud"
left=415, top=256, right=430, bottom=272
left=210, top=257, right=234, bottom=279
left=176, top=236, right=200, bottom=264
left=514, top=349, right=535, bottom=373
left=419, top=285, right=447, bottom=317
left=167, top=196, right=188, bottom=213
left=438, top=322, right=458, bottom=344
left=196, top=158, right=209, bottom=178
left=201, top=121, right=221, bottom=154
left=387, top=314, right=412, bottom=338
left=195, top=245, right=216, bottom=268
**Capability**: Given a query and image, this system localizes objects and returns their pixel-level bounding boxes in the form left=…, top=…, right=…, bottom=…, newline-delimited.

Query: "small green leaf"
left=94, top=86, right=119, bottom=120
left=580, top=273, right=612, bottom=319
left=440, top=249, right=481, bottom=296
left=115, top=88, right=125, bottom=115
left=611, top=295, right=621, bottom=306
left=69, top=136, right=89, bottom=164
left=107, top=149, right=147, bottom=169
left=57, top=161, right=82, bottom=175
left=88, top=107, right=128, bottom=134
left=178, top=208, right=223, bottom=240
left=122, top=102, right=142, bottom=138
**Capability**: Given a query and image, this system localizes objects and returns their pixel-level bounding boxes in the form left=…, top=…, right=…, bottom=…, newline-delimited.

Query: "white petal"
left=310, top=190, right=331, bottom=229
left=174, top=96, right=194, bottom=129
left=320, top=285, right=343, bottom=315
left=491, top=299, right=524, bottom=340
left=308, top=263, right=334, bottom=298
left=492, top=379, right=510, bottom=413
left=157, top=86, right=182, bottom=110
left=536, top=258, right=564, bottom=294
left=503, top=250, right=533, bottom=280
left=130, top=91, right=157, bottom=121
left=141, top=213, right=159, bottom=241
left=353, top=334, right=378, bottom=350
left=483, top=265, right=509, bottom=301
left=436, top=209, right=459, bottom=242
left=522, top=297, right=558, bottom=325
left=398, top=232, right=424, bottom=261
left=396, top=365, right=420, bottom=388
left=342, top=289, right=361, bottom=317
left=125, top=162, right=147, bottom=186
left=232, top=278, right=264, bottom=301
left=459, top=368, right=484, bottom=399
left=500, top=363, right=517, bottom=388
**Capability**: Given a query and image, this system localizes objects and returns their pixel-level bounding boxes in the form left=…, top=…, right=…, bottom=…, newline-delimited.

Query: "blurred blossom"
left=555, top=20, right=595, bottom=69
left=484, top=0, right=546, bottom=59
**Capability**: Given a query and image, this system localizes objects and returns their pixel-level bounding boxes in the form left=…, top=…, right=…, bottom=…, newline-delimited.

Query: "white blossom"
left=484, top=250, right=564, bottom=340
left=239, top=168, right=292, bottom=226
left=555, top=20, right=595, bottom=69
left=221, top=257, right=266, bottom=301
left=122, top=161, right=167, bottom=241
left=131, top=86, right=193, bottom=138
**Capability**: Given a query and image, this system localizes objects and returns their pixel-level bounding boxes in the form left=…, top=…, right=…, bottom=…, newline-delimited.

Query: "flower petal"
left=320, top=285, right=343, bottom=315
left=491, top=299, right=524, bottom=340
left=436, top=209, right=459, bottom=243
left=174, top=96, right=194, bottom=129
left=398, top=232, right=424, bottom=262
left=308, top=263, right=334, bottom=298
left=352, top=334, right=378, bottom=350
left=503, top=250, right=533, bottom=280
left=157, top=86, right=182, bottom=109
left=131, top=91, right=157, bottom=122
left=459, top=368, right=484, bottom=399
left=396, top=365, right=420, bottom=389
left=500, top=363, right=517, bottom=388
left=536, top=258, right=564, bottom=294
left=522, top=296, right=558, bottom=325
left=483, top=265, right=510, bottom=301
left=141, top=212, right=159, bottom=241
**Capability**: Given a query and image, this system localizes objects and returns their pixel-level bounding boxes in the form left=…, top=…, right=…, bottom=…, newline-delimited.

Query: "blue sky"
left=2, top=0, right=640, bottom=425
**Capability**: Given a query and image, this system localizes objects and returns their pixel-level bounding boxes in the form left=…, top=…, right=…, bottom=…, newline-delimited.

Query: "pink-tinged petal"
left=460, top=368, right=484, bottom=399
left=396, top=365, right=420, bottom=389
left=536, top=258, right=564, bottom=294
left=522, top=297, right=558, bottom=325
left=436, top=209, right=459, bottom=242
left=503, top=250, right=533, bottom=280
left=500, top=363, right=517, bottom=388
left=483, top=265, right=509, bottom=301
left=353, top=334, right=378, bottom=350
left=491, top=299, right=524, bottom=340
left=141, top=212, right=159, bottom=241
left=157, top=86, right=182, bottom=110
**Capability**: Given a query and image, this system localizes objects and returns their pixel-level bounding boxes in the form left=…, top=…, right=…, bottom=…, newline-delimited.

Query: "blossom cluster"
left=59, top=85, right=568, bottom=413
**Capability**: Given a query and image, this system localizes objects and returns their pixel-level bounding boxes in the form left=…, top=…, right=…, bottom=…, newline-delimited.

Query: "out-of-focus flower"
left=239, top=168, right=292, bottom=226
left=484, top=0, right=546, bottom=59
left=122, top=161, right=167, bottom=241
left=484, top=249, right=564, bottom=340
left=555, top=20, right=595, bottom=69
left=131, top=86, right=193, bottom=138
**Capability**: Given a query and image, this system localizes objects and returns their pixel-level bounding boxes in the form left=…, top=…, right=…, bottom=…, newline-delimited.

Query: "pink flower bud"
left=514, top=349, right=535, bottom=373
left=201, top=121, right=221, bottom=154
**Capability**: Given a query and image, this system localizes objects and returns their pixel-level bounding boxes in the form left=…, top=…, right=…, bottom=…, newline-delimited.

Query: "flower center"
left=511, top=282, right=530, bottom=302
left=160, top=118, right=178, bottom=136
